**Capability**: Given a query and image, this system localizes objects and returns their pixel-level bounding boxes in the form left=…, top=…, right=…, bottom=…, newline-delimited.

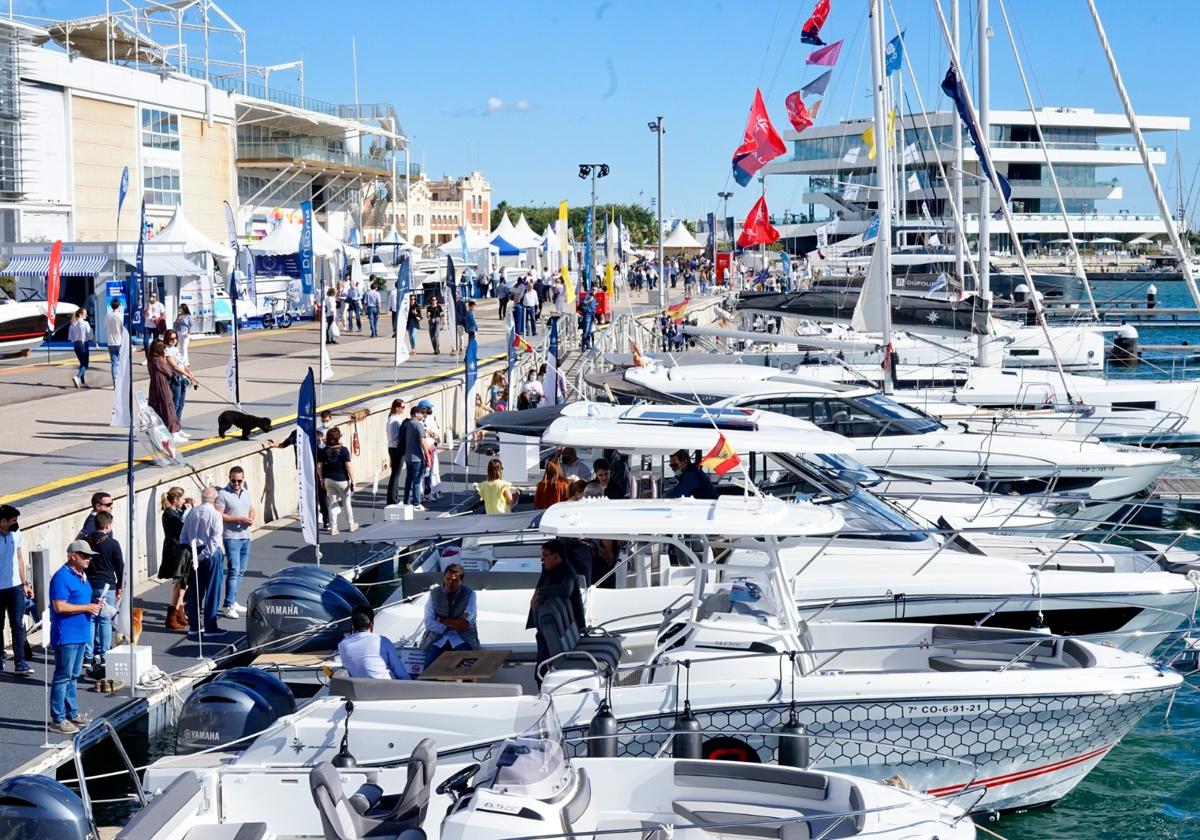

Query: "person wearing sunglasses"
left=215, top=467, right=256, bottom=619
left=77, top=491, right=113, bottom=540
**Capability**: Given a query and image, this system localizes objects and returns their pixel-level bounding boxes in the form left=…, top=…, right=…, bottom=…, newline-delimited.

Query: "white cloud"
left=486, top=97, right=504, bottom=112
left=514, top=99, right=532, bottom=111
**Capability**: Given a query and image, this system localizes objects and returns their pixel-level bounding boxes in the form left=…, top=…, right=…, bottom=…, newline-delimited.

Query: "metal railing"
left=236, top=140, right=393, bottom=173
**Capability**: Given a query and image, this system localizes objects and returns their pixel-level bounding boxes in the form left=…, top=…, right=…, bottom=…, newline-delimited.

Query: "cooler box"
left=107, top=645, right=153, bottom=687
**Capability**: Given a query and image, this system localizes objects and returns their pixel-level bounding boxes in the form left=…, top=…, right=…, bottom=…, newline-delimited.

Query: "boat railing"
left=862, top=436, right=1068, bottom=492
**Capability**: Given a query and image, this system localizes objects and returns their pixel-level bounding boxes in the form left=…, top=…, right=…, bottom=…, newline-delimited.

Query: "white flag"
left=226, top=344, right=239, bottom=406
left=903, top=142, right=920, bottom=164
left=394, top=294, right=411, bottom=367
left=816, top=224, right=829, bottom=248
left=906, top=172, right=921, bottom=193
left=321, top=329, right=334, bottom=381
left=842, top=147, right=861, bottom=165
left=844, top=184, right=861, bottom=201
left=110, top=342, right=131, bottom=427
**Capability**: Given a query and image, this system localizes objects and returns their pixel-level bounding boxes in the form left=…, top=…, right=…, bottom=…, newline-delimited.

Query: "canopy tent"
left=249, top=220, right=348, bottom=258
left=512, top=214, right=544, bottom=247
left=437, top=223, right=498, bottom=257
left=662, top=221, right=704, bottom=251
left=491, top=235, right=522, bottom=256
left=1091, top=237, right=1122, bottom=245
left=155, top=207, right=235, bottom=262
left=1126, top=235, right=1159, bottom=246
left=490, top=212, right=518, bottom=242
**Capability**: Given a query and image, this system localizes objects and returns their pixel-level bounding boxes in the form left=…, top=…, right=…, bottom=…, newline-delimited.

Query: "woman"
left=163, top=330, right=196, bottom=424
left=158, top=487, right=191, bottom=631
left=426, top=295, right=444, bottom=354
left=406, top=294, right=422, bottom=353
left=533, top=459, right=570, bottom=510
left=68, top=308, right=95, bottom=388
left=146, top=340, right=183, bottom=442
left=318, top=427, right=356, bottom=535
left=144, top=291, right=167, bottom=350
left=521, top=369, right=544, bottom=409
left=324, top=288, right=339, bottom=344
left=486, top=371, right=507, bottom=410
left=173, top=304, right=193, bottom=364
left=475, top=457, right=519, bottom=514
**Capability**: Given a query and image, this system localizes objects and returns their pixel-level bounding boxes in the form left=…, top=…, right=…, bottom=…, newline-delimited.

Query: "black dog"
left=218, top=410, right=273, bottom=440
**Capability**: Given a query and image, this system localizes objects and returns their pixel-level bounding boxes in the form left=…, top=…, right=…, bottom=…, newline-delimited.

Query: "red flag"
left=737, top=196, right=781, bottom=248
left=665, top=299, right=689, bottom=322
left=785, top=92, right=813, bottom=133
left=45, top=240, right=63, bottom=334
left=701, top=434, right=741, bottom=476
left=801, top=0, right=831, bottom=45
left=731, top=88, right=788, bottom=187
left=512, top=333, right=534, bottom=353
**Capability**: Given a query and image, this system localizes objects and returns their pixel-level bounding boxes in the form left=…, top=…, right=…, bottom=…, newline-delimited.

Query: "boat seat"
left=536, top=597, right=625, bottom=674
left=116, top=772, right=204, bottom=840
left=181, top=827, right=272, bottom=840
left=328, top=675, right=522, bottom=700
left=309, top=761, right=427, bottom=840
left=674, top=761, right=829, bottom=801
left=930, top=625, right=1095, bottom=669
left=672, top=800, right=810, bottom=839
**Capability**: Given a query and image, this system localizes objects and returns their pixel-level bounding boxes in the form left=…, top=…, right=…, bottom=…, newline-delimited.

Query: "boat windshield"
left=479, top=704, right=571, bottom=799
left=697, top=576, right=783, bottom=627
left=850, top=394, right=944, bottom=435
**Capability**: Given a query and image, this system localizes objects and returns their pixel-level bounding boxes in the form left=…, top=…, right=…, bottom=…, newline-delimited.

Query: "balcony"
left=236, top=140, right=393, bottom=176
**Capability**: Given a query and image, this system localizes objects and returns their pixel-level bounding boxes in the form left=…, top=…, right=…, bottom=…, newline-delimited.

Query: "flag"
left=862, top=126, right=876, bottom=160
left=542, top=317, right=560, bottom=406
left=885, top=32, right=905, bottom=76
left=864, top=213, right=880, bottom=242
left=630, top=338, right=648, bottom=367
left=458, top=224, right=470, bottom=269
left=842, top=146, right=861, bottom=165
left=784, top=91, right=813, bottom=133
left=706, top=212, right=716, bottom=260
left=299, top=200, right=315, bottom=296
left=666, top=299, right=689, bottom=322
left=887, top=109, right=895, bottom=148
left=732, top=88, right=787, bottom=187
left=465, top=333, right=479, bottom=433
left=700, top=433, right=741, bottom=476
left=816, top=224, right=829, bottom=248
left=781, top=251, right=792, bottom=287
left=902, top=142, right=920, bottom=164
left=604, top=216, right=615, bottom=300
left=801, top=69, right=832, bottom=97
left=321, top=331, right=334, bottom=381
left=45, top=240, right=63, bottom=333
left=801, top=0, right=831, bottom=45
left=844, top=184, right=861, bottom=201
left=807, top=39, right=843, bottom=66
left=117, top=166, right=130, bottom=230
left=930, top=272, right=948, bottom=293
left=942, top=64, right=1012, bottom=206
left=513, top=332, right=534, bottom=354
left=616, top=214, right=625, bottom=263
left=506, top=325, right=517, bottom=403
left=558, top=201, right=573, bottom=303
left=226, top=345, right=239, bottom=406
left=296, top=369, right=319, bottom=547
left=809, top=98, right=823, bottom=121
left=130, top=199, right=146, bottom=335
left=110, top=343, right=131, bottom=427
left=136, top=394, right=186, bottom=467
left=444, top=255, right=458, bottom=343
left=737, top=195, right=781, bottom=248
left=907, top=172, right=921, bottom=193
left=583, top=208, right=594, bottom=288
left=222, top=200, right=239, bottom=253
left=395, top=258, right=411, bottom=367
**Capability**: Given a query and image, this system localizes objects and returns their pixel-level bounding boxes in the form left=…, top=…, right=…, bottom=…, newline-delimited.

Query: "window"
left=141, top=108, right=180, bottom=150
left=144, top=166, right=181, bottom=206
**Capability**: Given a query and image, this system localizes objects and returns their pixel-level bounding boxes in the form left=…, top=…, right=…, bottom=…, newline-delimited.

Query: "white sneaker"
left=222, top=606, right=239, bottom=619
left=172, top=432, right=188, bottom=444
left=413, top=504, right=426, bottom=512
left=175, top=431, right=190, bottom=440
left=71, top=376, right=80, bottom=389
left=232, top=602, right=246, bottom=616
left=329, top=525, right=339, bottom=536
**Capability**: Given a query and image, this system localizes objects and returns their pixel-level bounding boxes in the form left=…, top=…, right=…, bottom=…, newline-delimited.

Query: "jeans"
left=524, top=305, right=538, bottom=335
left=428, top=324, right=441, bottom=354
left=404, top=459, right=426, bottom=506
left=84, top=586, right=116, bottom=664
left=366, top=306, right=379, bottom=337
left=513, top=304, right=525, bottom=335
left=171, top=375, right=189, bottom=422
left=0, top=585, right=29, bottom=669
left=390, top=310, right=398, bottom=337
left=222, top=538, right=250, bottom=609
left=73, top=341, right=90, bottom=384
left=407, top=325, right=418, bottom=351
left=50, top=643, right=86, bottom=724
left=185, top=549, right=225, bottom=634
left=108, top=345, right=121, bottom=383
left=424, top=640, right=473, bottom=670
left=582, top=313, right=595, bottom=349
left=348, top=300, right=362, bottom=331
left=387, top=446, right=404, bottom=506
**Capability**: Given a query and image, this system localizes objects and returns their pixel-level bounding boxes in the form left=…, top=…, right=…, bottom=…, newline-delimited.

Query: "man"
left=105, top=299, right=125, bottom=385
left=49, top=540, right=102, bottom=734
left=181, top=487, right=226, bottom=638
left=385, top=398, right=407, bottom=507
left=388, top=281, right=399, bottom=338
left=401, top=404, right=430, bottom=510
left=522, top=281, right=539, bottom=336
left=143, top=291, right=166, bottom=352
left=346, top=280, right=363, bottom=332
left=511, top=279, right=526, bottom=335
left=421, top=564, right=479, bottom=669
left=83, top=511, right=123, bottom=676
left=425, top=295, right=444, bottom=355
left=559, top=448, right=593, bottom=483
left=667, top=449, right=718, bottom=500
left=78, top=491, right=113, bottom=539
left=338, top=604, right=410, bottom=680
left=363, top=282, right=382, bottom=338
left=0, top=504, right=33, bottom=676
left=580, top=289, right=597, bottom=349
left=496, top=274, right=511, bottom=320
left=463, top=300, right=478, bottom=352
left=216, top=467, right=256, bottom=619
left=526, top=540, right=586, bottom=678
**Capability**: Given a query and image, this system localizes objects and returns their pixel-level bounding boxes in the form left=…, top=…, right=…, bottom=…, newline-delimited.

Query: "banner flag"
left=584, top=209, right=593, bottom=288
left=465, top=333, right=479, bottom=434
left=806, top=39, right=843, bottom=66
left=226, top=344, right=239, bottom=406
left=885, top=32, right=905, bottom=75
left=732, top=88, right=787, bottom=187
left=736, top=195, right=781, bottom=248
left=942, top=64, right=1012, bottom=205
left=299, top=200, right=315, bottom=296
left=395, top=257, right=411, bottom=366
left=110, top=343, right=131, bottom=427
left=296, top=369, right=319, bottom=546
left=605, top=213, right=615, bottom=300
left=558, top=201, right=573, bottom=303
left=801, top=0, right=831, bottom=45
left=781, top=251, right=792, bottom=288
left=506, top=325, right=517, bottom=405
left=117, top=166, right=130, bottom=230
left=864, top=213, right=881, bottom=242
left=458, top=224, right=470, bottom=268
left=801, top=69, right=832, bottom=97
left=785, top=91, right=814, bottom=133
left=706, top=212, right=716, bottom=258
left=45, top=240, right=63, bottom=333
left=444, top=255, right=458, bottom=341
left=136, top=394, right=186, bottom=467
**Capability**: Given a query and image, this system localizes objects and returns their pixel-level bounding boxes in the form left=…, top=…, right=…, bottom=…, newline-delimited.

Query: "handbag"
left=329, top=322, right=341, bottom=340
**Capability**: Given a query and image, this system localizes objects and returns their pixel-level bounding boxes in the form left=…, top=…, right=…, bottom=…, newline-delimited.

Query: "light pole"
left=577, top=163, right=609, bottom=290
left=717, top=191, right=733, bottom=248
left=648, top=117, right=665, bottom=308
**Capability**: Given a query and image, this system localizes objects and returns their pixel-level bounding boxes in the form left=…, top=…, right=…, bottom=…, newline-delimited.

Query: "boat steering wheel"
left=436, top=763, right=481, bottom=798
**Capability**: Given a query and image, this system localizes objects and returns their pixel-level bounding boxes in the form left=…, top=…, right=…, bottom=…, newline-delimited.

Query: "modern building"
left=763, top=106, right=1189, bottom=253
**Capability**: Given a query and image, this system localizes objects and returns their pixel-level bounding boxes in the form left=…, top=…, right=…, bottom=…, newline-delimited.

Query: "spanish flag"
left=666, top=298, right=689, bottom=322
left=630, top=338, right=647, bottom=368
left=512, top=333, right=534, bottom=354
left=700, top=433, right=741, bottom=476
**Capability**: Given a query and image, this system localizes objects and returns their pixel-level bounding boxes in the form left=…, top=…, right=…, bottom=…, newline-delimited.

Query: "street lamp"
left=578, top=163, right=609, bottom=290
left=717, top=191, right=733, bottom=247
left=648, top=117, right=665, bottom=308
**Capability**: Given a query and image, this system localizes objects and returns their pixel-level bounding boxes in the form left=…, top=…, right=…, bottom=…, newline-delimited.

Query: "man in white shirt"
left=339, top=604, right=410, bottom=679
left=559, top=448, right=593, bottom=482
left=143, top=292, right=166, bottom=351
left=522, top=283, right=539, bottom=336
left=0, top=504, right=33, bottom=675
left=105, top=300, right=125, bottom=385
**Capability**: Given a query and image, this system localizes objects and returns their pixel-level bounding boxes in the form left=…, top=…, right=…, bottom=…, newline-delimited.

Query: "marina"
left=0, top=1, right=1199, bottom=839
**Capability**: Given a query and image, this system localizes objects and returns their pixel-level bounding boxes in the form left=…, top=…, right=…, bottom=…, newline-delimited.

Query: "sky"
left=22, top=0, right=1200, bottom=227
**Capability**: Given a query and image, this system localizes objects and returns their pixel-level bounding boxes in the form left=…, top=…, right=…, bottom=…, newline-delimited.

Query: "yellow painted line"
left=0, top=349, right=509, bottom=506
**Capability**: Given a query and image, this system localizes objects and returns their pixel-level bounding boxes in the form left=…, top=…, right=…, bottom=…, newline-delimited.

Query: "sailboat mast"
left=951, top=0, right=965, bottom=290
left=976, top=0, right=996, bottom=366
left=1085, top=0, right=1200, bottom=309
left=868, top=0, right=893, bottom=392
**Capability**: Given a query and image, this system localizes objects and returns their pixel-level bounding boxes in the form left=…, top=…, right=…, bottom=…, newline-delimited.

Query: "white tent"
left=513, top=214, right=544, bottom=248
left=437, top=223, right=499, bottom=257
left=662, top=221, right=704, bottom=251
left=491, top=211, right=518, bottom=242
left=249, top=220, right=348, bottom=258
left=155, top=207, right=235, bottom=262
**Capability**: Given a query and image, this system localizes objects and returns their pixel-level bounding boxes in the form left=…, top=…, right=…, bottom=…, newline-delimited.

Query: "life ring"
left=701, top=736, right=761, bottom=763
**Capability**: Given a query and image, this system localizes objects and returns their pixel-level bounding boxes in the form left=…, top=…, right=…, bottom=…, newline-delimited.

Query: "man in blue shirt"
left=463, top=300, right=478, bottom=349
left=580, top=290, right=597, bottom=349
left=49, top=540, right=103, bottom=733
left=338, top=604, right=410, bottom=680
left=0, top=504, right=33, bottom=676
left=421, top=564, right=479, bottom=669
left=667, top=449, right=718, bottom=500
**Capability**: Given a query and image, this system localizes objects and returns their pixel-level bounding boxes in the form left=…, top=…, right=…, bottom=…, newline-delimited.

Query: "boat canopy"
left=538, top=496, right=844, bottom=538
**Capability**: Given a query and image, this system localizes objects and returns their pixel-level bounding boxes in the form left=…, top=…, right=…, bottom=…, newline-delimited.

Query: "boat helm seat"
left=308, top=761, right=427, bottom=840
left=535, top=598, right=624, bottom=674
left=672, top=800, right=811, bottom=839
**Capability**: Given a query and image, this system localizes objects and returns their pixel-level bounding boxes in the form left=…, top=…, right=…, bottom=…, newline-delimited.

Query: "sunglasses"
left=230, top=479, right=244, bottom=485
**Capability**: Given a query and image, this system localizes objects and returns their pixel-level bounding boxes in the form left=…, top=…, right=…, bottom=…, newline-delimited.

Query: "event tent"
left=513, top=214, right=544, bottom=248
left=662, top=221, right=704, bottom=251
left=249, top=219, right=348, bottom=258
left=155, top=207, right=235, bottom=264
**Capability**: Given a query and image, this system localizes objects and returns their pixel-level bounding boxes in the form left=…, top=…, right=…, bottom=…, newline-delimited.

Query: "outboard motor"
left=0, top=775, right=93, bottom=840
left=1110, top=324, right=1140, bottom=368
left=175, top=669, right=296, bottom=754
left=246, top=567, right=368, bottom=654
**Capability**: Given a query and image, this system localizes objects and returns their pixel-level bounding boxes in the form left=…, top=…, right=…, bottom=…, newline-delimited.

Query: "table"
left=418, top=648, right=510, bottom=681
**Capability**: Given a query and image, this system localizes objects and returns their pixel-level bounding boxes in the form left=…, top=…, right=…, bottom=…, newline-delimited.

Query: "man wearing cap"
left=49, top=541, right=102, bottom=734
left=0, top=504, right=33, bottom=676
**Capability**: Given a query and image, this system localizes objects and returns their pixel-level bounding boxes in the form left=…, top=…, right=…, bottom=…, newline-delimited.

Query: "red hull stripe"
left=927, top=744, right=1113, bottom=795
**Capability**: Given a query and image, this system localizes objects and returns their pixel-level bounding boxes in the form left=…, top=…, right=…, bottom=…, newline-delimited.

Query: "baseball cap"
left=67, top=539, right=98, bottom=556
left=417, top=399, right=434, bottom=411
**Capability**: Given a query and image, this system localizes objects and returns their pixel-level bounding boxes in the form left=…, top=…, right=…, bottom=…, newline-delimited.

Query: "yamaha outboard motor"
left=1110, top=324, right=1140, bottom=368
left=175, top=669, right=296, bottom=755
left=246, top=566, right=368, bottom=654
left=0, top=775, right=93, bottom=840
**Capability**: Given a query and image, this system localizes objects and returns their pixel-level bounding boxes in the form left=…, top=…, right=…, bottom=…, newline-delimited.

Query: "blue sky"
left=26, top=1, right=1200, bottom=225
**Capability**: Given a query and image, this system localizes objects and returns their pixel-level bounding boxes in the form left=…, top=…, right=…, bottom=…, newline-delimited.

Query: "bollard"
left=1147, top=283, right=1157, bottom=310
